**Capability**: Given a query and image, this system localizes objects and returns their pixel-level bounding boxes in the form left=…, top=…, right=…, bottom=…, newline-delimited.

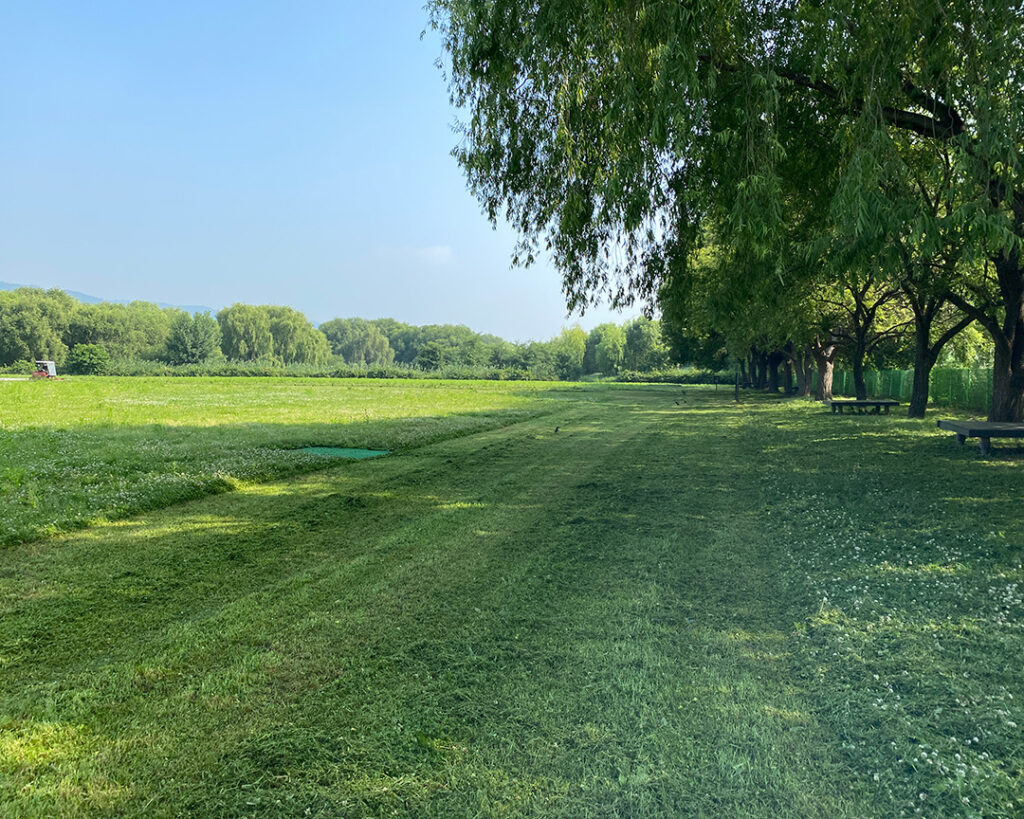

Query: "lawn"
left=1, top=380, right=1021, bottom=816
left=0, top=377, right=572, bottom=548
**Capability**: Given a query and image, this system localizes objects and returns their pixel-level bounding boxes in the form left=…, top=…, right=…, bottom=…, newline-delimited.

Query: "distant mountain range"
left=0, top=281, right=215, bottom=314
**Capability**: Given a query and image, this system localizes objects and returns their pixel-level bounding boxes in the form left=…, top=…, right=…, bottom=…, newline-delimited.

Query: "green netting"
left=297, top=447, right=388, bottom=459
left=816, top=368, right=992, bottom=413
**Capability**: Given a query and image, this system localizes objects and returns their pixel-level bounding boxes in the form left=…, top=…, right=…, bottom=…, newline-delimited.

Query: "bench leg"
left=979, top=437, right=991, bottom=455
left=955, top=433, right=966, bottom=446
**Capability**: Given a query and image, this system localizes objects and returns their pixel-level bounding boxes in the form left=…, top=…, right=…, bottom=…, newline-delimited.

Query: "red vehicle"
left=32, top=360, right=57, bottom=378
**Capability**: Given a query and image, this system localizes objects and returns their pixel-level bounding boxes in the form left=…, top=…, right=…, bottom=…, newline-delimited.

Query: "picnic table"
left=826, top=399, right=900, bottom=415
left=936, top=419, right=1024, bottom=454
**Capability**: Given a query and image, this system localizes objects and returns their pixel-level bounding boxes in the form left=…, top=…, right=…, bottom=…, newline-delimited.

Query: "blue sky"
left=0, top=1, right=633, bottom=341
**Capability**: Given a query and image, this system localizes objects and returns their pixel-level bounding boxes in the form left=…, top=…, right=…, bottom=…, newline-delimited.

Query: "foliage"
left=549, top=326, right=587, bottom=380
left=408, top=324, right=497, bottom=368
left=216, top=303, right=274, bottom=361
left=583, top=323, right=625, bottom=374
left=67, top=301, right=175, bottom=359
left=369, top=318, right=422, bottom=363
left=0, top=286, right=690, bottom=381
left=320, top=317, right=395, bottom=365
left=65, top=343, right=111, bottom=375
left=937, top=324, right=993, bottom=369
left=430, top=1, right=1024, bottom=418
left=164, top=312, right=221, bottom=365
left=266, top=305, right=331, bottom=365
left=0, top=288, right=74, bottom=365
left=216, top=304, right=329, bottom=365
left=99, top=357, right=549, bottom=382
left=0, top=359, right=35, bottom=375
left=615, top=368, right=729, bottom=385
left=622, top=317, right=669, bottom=372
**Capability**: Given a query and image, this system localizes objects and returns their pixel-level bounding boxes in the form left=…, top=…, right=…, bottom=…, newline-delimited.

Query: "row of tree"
left=0, top=286, right=673, bottom=378
left=319, top=316, right=670, bottom=375
left=431, top=1, right=1024, bottom=420
left=0, top=289, right=329, bottom=368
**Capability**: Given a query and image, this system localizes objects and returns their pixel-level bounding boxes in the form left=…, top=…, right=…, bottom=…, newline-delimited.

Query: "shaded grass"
left=0, top=384, right=1021, bottom=816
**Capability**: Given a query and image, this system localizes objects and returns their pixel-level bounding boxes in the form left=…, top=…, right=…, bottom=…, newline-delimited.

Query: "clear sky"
left=0, top=1, right=634, bottom=341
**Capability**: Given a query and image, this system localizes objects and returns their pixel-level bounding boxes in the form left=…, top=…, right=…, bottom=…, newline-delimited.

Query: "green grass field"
left=1, top=379, right=1021, bottom=816
left=0, top=377, right=573, bottom=548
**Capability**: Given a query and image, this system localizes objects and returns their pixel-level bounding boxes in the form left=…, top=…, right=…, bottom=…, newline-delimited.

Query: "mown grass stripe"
left=0, top=384, right=1020, bottom=817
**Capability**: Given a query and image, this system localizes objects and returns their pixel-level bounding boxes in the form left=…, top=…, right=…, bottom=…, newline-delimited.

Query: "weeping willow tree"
left=429, top=1, right=1024, bottom=420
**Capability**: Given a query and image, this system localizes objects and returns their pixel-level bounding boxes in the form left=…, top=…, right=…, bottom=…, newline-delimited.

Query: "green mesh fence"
left=817, top=368, right=992, bottom=413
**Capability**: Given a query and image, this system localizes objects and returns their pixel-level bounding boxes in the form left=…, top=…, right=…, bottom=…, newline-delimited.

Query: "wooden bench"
left=936, top=420, right=1024, bottom=454
left=826, top=399, right=900, bottom=415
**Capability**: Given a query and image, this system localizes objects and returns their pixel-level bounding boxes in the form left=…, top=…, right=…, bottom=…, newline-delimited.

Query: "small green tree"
left=165, top=312, right=221, bottom=365
left=413, top=340, right=448, bottom=370
left=65, top=344, right=110, bottom=375
left=622, top=318, right=669, bottom=372
left=550, top=326, right=587, bottom=380
left=584, top=323, right=626, bottom=374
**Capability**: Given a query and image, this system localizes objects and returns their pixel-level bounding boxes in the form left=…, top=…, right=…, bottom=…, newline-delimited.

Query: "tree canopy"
left=430, top=1, right=1024, bottom=418
left=165, top=312, right=222, bottom=365
left=320, top=318, right=395, bottom=366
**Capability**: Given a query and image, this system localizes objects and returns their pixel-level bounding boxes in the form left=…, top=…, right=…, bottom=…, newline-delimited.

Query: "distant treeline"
left=0, top=287, right=684, bottom=380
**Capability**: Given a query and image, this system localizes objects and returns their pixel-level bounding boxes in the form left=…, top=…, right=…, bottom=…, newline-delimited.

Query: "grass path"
left=1, top=385, right=1021, bottom=816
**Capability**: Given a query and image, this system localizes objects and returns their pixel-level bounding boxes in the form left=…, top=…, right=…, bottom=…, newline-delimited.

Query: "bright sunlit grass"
left=0, top=376, right=578, bottom=548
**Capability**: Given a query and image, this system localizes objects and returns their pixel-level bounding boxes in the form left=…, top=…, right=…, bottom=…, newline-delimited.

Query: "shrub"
left=616, top=368, right=730, bottom=384
left=66, top=344, right=111, bottom=375
left=0, top=359, right=34, bottom=375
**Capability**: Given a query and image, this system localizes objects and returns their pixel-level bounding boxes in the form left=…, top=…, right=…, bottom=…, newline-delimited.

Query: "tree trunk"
left=810, top=335, right=839, bottom=401
left=794, top=367, right=807, bottom=396
left=988, top=254, right=1024, bottom=421
left=991, top=338, right=1024, bottom=422
left=907, top=323, right=936, bottom=419
left=811, top=346, right=836, bottom=401
left=793, top=348, right=814, bottom=397
left=907, top=362, right=932, bottom=418
left=766, top=351, right=784, bottom=393
left=753, top=350, right=767, bottom=390
left=851, top=335, right=868, bottom=400
left=818, top=359, right=834, bottom=401
left=782, top=359, right=793, bottom=394
left=852, top=355, right=866, bottom=400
